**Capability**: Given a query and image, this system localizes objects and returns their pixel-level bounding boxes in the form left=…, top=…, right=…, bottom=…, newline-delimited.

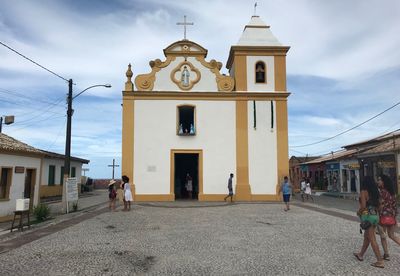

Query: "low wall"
left=40, top=185, right=63, bottom=198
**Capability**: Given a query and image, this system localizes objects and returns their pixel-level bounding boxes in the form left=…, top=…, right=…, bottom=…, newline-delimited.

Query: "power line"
left=0, top=87, right=64, bottom=106
left=0, top=40, right=69, bottom=83
left=11, top=98, right=64, bottom=125
left=290, top=99, right=400, bottom=148
left=8, top=115, right=65, bottom=133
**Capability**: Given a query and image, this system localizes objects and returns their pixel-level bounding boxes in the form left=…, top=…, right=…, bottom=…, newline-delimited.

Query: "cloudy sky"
left=1, top=0, right=399, bottom=178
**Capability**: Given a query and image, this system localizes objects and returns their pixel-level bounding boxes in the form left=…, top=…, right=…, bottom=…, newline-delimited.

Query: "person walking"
left=300, top=177, right=306, bottom=202
left=304, top=178, right=314, bottom=202
left=353, top=176, right=384, bottom=268
left=122, top=175, right=133, bottom=211
left=377, top=174, right=400, bottom=261
left=224, top=173, right=234, bottom=202
left=280, top=176, right=292, bottom=211
left=108, top=179, right=117, bottom=211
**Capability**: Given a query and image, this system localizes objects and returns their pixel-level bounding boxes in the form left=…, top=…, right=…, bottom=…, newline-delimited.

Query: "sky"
left=1, top=0, right=399, bottom=178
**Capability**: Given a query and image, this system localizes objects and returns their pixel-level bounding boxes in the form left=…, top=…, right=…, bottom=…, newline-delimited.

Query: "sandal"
left=353, top=253, right=363, bottom=262
left=371, top=262, right=384, bottom=268
left=383, top=254, right=390, bottom=261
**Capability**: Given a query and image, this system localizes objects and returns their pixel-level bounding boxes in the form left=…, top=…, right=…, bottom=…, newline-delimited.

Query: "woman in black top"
left=353, top=176, right=384, bottom=268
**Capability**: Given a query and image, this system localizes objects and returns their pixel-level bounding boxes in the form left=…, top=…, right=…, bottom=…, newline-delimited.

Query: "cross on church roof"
left=176, top=15, right=194, bottom=40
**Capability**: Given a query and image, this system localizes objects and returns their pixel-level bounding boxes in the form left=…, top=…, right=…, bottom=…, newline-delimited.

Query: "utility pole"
left=62, top=78, right=73, bottom=213
left=108, top=159, right=120, bottom=179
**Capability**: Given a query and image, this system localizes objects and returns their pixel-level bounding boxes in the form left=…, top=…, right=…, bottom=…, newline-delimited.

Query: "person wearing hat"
left=108, top=179, right=117, bottom=211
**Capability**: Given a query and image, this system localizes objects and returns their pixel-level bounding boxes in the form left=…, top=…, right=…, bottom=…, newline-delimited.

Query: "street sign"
left=66, top=177, right=78, bottom=201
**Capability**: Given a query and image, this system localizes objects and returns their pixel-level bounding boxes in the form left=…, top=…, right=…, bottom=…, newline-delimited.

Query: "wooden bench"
left=10, top=210, right=30, bottom=232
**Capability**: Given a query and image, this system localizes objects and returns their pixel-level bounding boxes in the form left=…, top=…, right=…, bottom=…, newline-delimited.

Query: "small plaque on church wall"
left=15, top=166, right=25, bottom=173
left=147, top=166, right=157, bottom=172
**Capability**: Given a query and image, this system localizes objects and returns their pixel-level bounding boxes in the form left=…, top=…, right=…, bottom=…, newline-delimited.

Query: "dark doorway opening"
left=174, top=153, right=198, bottom=200
left=24, top=169, right=36, bottom=209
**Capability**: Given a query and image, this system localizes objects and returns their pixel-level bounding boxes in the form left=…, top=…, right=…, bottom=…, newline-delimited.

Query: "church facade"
left=122, top=16, right=290, bottom=201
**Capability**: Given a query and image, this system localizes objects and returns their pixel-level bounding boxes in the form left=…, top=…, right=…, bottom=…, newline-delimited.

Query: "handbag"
left=380, top=215, right=396, bottom=226
left=360, top=220, right=372, bottom=230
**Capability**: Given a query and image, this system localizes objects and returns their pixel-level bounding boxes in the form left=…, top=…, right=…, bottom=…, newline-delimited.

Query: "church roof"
left=236, top=16, right=282, bottom=46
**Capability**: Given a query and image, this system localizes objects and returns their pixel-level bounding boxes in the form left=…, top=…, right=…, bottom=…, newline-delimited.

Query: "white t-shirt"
left=305, top=183, right=312, bottom=194
left=300, top=181, right=306, bottom=191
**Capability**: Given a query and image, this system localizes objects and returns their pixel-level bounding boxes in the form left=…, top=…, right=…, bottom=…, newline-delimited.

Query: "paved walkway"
left=0, top=189, right=109, bottom=236
left=0, top=195, right=399, bottom=275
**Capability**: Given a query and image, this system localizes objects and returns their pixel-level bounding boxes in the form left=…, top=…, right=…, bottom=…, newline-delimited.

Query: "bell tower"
left=227, top=16, right=290, bottom=200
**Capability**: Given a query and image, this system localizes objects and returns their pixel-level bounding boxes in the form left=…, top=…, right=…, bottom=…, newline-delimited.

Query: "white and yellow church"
left=122, top=15, right=290, bottom=201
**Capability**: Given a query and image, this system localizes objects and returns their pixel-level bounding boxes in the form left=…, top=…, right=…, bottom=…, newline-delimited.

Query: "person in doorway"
left=185, top=173, right=193, bottom=199
left=108, top=179, right=117, bottom=211
left=304, top=179, right=314, bottom=202
left=353, top=176, right=384, bottom=268
left=224, top=173, right=234, bottom=202
left=377, top=174, right=400, bottom=261
left=122, top=175, right=133, bottom=211
left=280, top=176, right=292, bottom=211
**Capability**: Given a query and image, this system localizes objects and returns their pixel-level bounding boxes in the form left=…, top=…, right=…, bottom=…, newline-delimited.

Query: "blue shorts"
left=283, top=194, right=290, bottom=203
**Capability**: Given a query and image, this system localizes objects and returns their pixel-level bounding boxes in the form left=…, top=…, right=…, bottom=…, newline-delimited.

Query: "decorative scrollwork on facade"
left=134, top=56, right=176, bottom=91
left=195, top=57, right=235, bottom=92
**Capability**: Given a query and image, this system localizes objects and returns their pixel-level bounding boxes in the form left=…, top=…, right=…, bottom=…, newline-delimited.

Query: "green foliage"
left=72, top=202, right=78, bottom=212
left=33, top=203, right=50, bottom=221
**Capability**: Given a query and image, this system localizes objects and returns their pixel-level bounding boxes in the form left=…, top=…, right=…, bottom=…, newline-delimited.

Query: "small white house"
left=0, top=133, right=43, bottom=221
left=0, top=133, right=89, bottom=221
left=40, top=150, right=89, bottom=198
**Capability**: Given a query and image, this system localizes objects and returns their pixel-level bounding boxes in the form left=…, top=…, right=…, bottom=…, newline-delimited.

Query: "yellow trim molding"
left=275, top=54, right=289, bottom=192
left=123, top=91, right=290, bottom=101
left=134, top=194, right=175, bottom=202
left=122, top=98, right=135, bottom=196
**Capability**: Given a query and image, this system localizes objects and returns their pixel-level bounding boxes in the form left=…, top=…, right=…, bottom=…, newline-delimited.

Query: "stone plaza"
left=0, top=200, right=399, bottom=275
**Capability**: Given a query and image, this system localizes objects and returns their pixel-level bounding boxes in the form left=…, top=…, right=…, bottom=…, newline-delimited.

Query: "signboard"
left=14, top=166, right=25, bottom=173
left=66, top=177, right=78, bottom=201
left=16, top=199, right=30, bottom=211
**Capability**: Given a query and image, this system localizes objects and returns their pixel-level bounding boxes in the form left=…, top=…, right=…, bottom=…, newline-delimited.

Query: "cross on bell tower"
left=176, top=15, right=194, bottom=40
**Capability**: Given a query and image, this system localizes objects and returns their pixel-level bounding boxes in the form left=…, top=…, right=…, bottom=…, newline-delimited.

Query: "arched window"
left=255, top=61, right=266, bottom=83
left=177, top=105, right=196, bottom=136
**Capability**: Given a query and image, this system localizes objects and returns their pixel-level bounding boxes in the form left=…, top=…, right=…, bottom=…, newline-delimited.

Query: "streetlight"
left=63, top=79, right=111, bottom=213
left=0, top=115, right=15, bottom=133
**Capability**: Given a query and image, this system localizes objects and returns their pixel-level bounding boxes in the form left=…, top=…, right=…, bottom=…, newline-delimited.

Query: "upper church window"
left=177, top=105, right=196, bottom=136
left=255, top=62, right=266, bottom=83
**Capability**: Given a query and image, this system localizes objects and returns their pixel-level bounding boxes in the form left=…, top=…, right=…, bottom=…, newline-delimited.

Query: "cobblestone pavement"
left=0, top=201, right=399, bottom=275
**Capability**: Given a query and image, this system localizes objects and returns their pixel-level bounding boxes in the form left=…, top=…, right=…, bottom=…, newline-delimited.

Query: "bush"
left=72, top=202, right=78, bottom=212
left=33, top=203, right=50, bottom=221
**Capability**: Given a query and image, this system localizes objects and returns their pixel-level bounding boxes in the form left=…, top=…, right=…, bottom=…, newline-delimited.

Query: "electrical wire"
left=0, top=40, right=69, bottom=83
left=290, top=99, right=400, bottom=148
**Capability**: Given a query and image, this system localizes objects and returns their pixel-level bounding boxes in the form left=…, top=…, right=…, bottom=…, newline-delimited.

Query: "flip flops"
left=370, top=262, right=384, bottom=268
left=353, top=253, right=363, bottom=262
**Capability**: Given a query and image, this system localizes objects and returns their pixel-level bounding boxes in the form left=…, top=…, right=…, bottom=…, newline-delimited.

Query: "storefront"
left=340, top=160, right=360, bottom=193
left=359, top=154, right=397, bottom=194
left=326, top=162, right=340, bottom=192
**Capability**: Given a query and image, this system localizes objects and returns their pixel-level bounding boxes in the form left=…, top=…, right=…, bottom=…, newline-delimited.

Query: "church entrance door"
left=173, top=153, right=199, bottom=200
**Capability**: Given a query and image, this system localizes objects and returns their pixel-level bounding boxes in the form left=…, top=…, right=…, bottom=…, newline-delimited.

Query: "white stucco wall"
left=246, top=56, right=275, bottom=92
left=247, top=101, right=278, bottom=194
left=153, top=56, right=219, bottom=91
left=41, top=158, right=84, bottom=185
left=0, top=153, right=41, bottom=217
left=134, top=100, right=236, bottom=195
